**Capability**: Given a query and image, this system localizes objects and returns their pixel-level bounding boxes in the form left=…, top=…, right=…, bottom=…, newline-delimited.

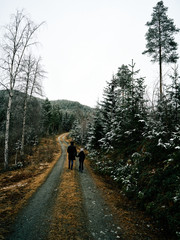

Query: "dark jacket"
left=77, top=151, right=85, bottom=162
left=67, top=145, right=77, bottom=160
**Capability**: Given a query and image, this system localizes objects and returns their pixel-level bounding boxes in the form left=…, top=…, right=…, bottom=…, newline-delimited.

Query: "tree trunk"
left=159, top=49, right=163, bottom=101
left=174, top=65, right=178, bottom=123
left=1, top=11, right=43, bottom=169
left=158, top=18, right=163, bottom=101
left=20, top=95, right=28, bottom=157
left=4, top=91, right=13, bottom=170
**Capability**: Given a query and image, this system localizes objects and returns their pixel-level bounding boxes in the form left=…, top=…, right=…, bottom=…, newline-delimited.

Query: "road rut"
left=79, top=165, right=122, bottom=239
left=7, top=133, right=123, bottom=240
left=6, top=134, right=68, bottom=240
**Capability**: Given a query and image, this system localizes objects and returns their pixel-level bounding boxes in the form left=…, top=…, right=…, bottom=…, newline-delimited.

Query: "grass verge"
left=48, top=143, right=90, bottom=240
left=0, top=135, right=61, bottom=240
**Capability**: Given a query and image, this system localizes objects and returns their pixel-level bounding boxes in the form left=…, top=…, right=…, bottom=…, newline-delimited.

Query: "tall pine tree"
left=143, top=1, right=179, bottom=101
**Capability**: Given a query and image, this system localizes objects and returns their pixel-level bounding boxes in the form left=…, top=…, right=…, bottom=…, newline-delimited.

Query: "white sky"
left=0, top=0, right=180, bottom=107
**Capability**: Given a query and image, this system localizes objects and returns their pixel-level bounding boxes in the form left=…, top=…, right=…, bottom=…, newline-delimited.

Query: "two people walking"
left=67, top=141, right=85, bottom=172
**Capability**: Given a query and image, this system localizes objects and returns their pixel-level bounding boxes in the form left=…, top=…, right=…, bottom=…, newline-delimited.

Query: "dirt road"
left=6, top=133, right=162, bottom=240
left=79, top=165, right=122, bottom=239
left=6, top=133, right=68, bottom=240
left=6, top=133, right=122, bottom=240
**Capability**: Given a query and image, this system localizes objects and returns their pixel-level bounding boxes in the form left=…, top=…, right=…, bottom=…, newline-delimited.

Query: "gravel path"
left=7, top=134, right=123, bottom=240
left=6, top=134, right=67, bottom=240
left=78, top=165, right=123, bottom=240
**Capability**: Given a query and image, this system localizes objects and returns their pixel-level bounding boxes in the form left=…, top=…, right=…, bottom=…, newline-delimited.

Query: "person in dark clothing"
left=67, top=141, right=77, bottom=170
left=77, top=148, right=85, bottom=172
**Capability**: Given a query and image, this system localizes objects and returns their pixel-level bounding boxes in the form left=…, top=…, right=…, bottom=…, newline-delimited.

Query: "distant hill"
left=0, top=90, right=93, bottom=113
left=0, top=89, right=93, bottom=165
left=0, top=89, right=94, bottom=122
left=51, top=99, right=93, bottom=113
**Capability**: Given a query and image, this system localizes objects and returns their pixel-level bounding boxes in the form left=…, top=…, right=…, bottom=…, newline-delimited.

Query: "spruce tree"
left=168, top=65, right=180, bottom=124
left=87, top=105, right=103, bottom=150
left=42, top=98, right=52, bottom=135
left=111, top=63, right=147, bottom=152
left=100, top=76, right=117, bottom=151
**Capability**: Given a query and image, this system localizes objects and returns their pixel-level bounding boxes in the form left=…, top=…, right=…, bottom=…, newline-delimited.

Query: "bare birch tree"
left=0, top=10, right=44, bottom=169
left=20, top=54, right=45, bottom=157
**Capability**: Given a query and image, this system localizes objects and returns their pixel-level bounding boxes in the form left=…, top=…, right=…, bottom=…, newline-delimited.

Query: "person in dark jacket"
left=77, top=148, right=85, bottom=172
left=67, top=141, right=77, bottom=170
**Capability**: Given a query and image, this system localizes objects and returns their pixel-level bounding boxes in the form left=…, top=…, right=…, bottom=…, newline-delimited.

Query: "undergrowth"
left=89, top=148, right=180, bottom=239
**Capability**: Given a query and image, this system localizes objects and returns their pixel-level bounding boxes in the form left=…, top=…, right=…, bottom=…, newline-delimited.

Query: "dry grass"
left=0, top=134, right=166, bottom=240
left=48, top=139, right=90, bottom=240
left=0, top=136, right=61, bottom=240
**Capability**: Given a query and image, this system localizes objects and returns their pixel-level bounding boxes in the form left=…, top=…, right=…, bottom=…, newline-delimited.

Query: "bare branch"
left=0, top=9, right=44, bottom=169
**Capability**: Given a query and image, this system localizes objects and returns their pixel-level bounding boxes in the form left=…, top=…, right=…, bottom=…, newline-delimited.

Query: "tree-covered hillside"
left=0, top=90, right=93, bottom=168
left=71, top=59, right=180, bottom=238
left=70, top=3, right=180, bottom=237
left=51, top=99, right=92, bottom=113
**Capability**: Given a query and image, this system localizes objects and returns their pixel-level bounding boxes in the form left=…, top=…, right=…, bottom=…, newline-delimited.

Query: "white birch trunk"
left=4, top=91, right=13, bottom=169
left=1, top=11, right=43, bottom=169
left=20, top=95, right=28, bottom=156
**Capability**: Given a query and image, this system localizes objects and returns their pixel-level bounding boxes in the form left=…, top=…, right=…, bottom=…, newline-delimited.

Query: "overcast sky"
left=0, top=0, right=180, bottom=107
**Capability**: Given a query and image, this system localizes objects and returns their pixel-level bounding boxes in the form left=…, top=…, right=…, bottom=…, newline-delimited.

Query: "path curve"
left=7, top=133, right=123, bottom=240
left=6, top=133, right=68, bottom=240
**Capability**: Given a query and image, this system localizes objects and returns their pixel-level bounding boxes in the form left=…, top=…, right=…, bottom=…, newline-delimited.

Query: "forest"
left=71, top=2, right=180, bottom=238
left=71, top=60, right=180, bottom=238
left=0, top=1, right=180, bottom=239
left=0, top=90, right=92, bottom=168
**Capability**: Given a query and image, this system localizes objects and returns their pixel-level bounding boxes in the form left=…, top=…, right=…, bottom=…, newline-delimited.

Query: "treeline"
left=0, top=91, right=92, bottom=168
left=71, top=1, right=180, bottom=238
left=72, top=60, right=180, bottom=238
left=0, top=10, right=92, bottom=169
left=42, top=98, right=92, bottom=135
